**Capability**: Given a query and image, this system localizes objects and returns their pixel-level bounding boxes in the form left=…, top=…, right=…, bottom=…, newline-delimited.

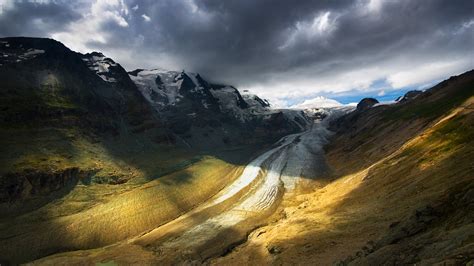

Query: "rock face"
left=396, top=90, right=423, bottom=103
left=1, top=168, right=82, bottom=203
left=356, top=97, right=379, bottom=111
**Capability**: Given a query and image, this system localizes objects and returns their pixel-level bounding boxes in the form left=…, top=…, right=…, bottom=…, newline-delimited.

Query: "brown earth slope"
left=211, top=70, right=474, bottom=265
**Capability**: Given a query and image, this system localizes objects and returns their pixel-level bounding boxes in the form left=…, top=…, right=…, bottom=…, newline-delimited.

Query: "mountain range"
left=0, top=37, right=473, bottom=265
left=0, top=37, right=311, bottom=206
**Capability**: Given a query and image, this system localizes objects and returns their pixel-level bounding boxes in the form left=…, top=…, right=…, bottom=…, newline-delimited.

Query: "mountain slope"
left=211, top=70, right=474, bottom=265
left=0, top=37, right=311, bottom=264
left=0, top=37, right=308, bottom=212
left=0, top=37, right=164, bottom=213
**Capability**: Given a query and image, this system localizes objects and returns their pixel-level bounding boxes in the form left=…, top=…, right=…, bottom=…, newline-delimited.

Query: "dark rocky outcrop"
left=0, top=168, right=95, bottom=203
left=128, top=68, right=144, bottom=76
left=0, top=168, right=97, bottom=217
left=395, top=90, right=423, bottom=103
left=356, top=98, right=379, bottom=111
left=252, top=95, right=271, bottom=108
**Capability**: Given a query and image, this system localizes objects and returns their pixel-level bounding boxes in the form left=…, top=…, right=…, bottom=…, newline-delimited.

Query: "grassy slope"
left=211, top=72, right=474, bottom=265
left=0, top=155, right=245, bottom=264
left=325, top=71, right=474, bottom=177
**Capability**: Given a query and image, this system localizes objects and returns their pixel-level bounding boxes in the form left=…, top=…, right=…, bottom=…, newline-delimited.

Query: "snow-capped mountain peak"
left=290, top=96, right=342, bottom=109
left=128, top=68, right=218, bottom=109
left=128, top=67, right=311, bottom=128
left=129, top=68, right=184, bottom=106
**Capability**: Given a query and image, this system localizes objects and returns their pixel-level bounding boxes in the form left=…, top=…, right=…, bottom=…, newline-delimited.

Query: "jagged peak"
left=128, top=68, right=145, bottom=76
left=81, top=52, right=117, bottom=64
left=83, top=51, right=105, bottom=57
left=81, top=51, right=119, bottom=82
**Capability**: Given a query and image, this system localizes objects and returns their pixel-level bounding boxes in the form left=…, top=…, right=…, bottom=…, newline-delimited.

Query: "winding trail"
left=34, top=109, right=350, bottom=265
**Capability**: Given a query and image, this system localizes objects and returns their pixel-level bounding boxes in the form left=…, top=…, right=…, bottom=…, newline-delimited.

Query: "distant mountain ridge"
left=126, top=67, right=311, bottom=148
left=128, top=68, right=307, bottom=124
left=0, top=37, right=310, bottom=148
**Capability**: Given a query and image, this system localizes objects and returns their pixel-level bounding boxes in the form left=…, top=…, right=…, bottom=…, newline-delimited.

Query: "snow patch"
left=129, top=68, right=184, bottom=107
left=23, top=49, right=45, bottom=56
left=82, top=53, right=118, bottom=82
left=0, top=41, right=10, bottom=48
left=0, top=47, right=45, bottom=65
left=373, top=100, right=396, bottom=107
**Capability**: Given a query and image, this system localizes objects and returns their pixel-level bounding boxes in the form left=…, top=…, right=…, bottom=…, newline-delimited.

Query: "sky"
left=0, top=0, right=473, bottom=107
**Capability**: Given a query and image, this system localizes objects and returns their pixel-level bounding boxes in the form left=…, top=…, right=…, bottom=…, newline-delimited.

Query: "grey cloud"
left=0, top=0, right=473, bottom=102
left=115, top=0, right=473, bottom=87
left=0, top=0, right=82, bottom=37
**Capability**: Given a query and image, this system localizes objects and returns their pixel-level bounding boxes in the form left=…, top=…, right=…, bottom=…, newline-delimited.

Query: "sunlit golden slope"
left=0, top=155, right=244, bottom=264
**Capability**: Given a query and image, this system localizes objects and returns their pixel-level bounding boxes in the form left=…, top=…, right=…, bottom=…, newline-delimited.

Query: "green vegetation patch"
left=397, top=113, right=473, bottom=162
left=383, top=83, right=473, bottom=121
left=428, top=114, right=474, bottom=151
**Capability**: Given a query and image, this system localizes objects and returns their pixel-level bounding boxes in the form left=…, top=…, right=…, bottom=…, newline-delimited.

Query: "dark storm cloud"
left=0, top=0, right=82, bottom=37
left=0, top=0, right=473, bottom=105
left=102, top=0, right=473, bottom=90
left=106, top=0, right=356, bottom=77
left=162, top=0, right=473, bottom=83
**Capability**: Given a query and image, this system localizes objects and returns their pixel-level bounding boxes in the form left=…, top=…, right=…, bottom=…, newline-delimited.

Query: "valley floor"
left=30, top=116, right=336, bottom=265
